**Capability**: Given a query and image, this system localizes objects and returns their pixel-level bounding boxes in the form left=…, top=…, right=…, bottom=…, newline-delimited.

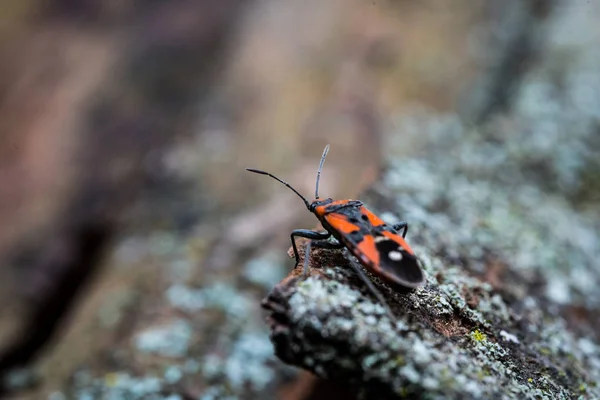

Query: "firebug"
left=247, top=145, right=425, bottom=315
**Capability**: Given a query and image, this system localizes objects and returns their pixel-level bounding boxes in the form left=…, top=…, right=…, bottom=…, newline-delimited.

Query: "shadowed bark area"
left=0, top=0, right=249, bottom=395
left=0, top=221, right=112, bottom=377
left=462, top=0, right=556, bottom=123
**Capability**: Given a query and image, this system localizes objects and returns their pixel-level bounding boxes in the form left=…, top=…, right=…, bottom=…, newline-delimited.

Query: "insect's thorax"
left=310, top=198, right=363, bottom=218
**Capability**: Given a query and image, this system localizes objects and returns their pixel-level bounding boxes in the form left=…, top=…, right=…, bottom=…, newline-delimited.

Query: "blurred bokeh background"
left=0, top=0, right=599, bottom=399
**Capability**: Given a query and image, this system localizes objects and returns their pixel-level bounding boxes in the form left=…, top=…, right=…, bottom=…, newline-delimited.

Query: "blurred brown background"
left=0, top=0, right=590, bottom=399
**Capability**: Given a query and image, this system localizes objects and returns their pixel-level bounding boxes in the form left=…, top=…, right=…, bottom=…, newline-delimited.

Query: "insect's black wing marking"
left=321, top=204, right=370, bottom=247
left=375, top=237, right=424, bottom=287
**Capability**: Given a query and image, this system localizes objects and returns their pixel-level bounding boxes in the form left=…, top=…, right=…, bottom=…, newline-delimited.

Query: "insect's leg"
left=392, top=221, right=408, bottom=238
left=310, top=238, right=344, bottom=249
left=301, top=237, right=342, bottom=278
left=302, top=240, right=312, bottom=278
left=345, top=251, right=396, bottom=320
left=290, top=229, right=331, bottom=265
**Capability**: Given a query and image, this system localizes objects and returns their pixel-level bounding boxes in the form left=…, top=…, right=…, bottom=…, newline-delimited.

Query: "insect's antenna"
left=315, top=144, right=330, bottom=199
left=246, top=168, right=311, bottom=209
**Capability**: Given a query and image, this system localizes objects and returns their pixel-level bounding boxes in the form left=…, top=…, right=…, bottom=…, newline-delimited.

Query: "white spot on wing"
left=388, top=250, right=403, bottom=261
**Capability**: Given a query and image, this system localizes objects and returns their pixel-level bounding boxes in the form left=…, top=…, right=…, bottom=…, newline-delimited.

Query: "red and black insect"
left=246, top=144, right=425, bottom=292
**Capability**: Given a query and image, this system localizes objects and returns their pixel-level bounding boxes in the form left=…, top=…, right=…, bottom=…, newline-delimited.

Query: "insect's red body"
left=310, top=198, right=424, bottom=289
left=247, top=145, right=425, bottom=291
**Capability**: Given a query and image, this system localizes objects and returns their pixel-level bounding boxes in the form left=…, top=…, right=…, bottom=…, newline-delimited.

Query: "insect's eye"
left=361, top=214, right=369, bottom=221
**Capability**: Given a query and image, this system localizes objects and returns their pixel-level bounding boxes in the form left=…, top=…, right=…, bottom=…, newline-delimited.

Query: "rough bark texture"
left=0, top=0, right=249, bottom=395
